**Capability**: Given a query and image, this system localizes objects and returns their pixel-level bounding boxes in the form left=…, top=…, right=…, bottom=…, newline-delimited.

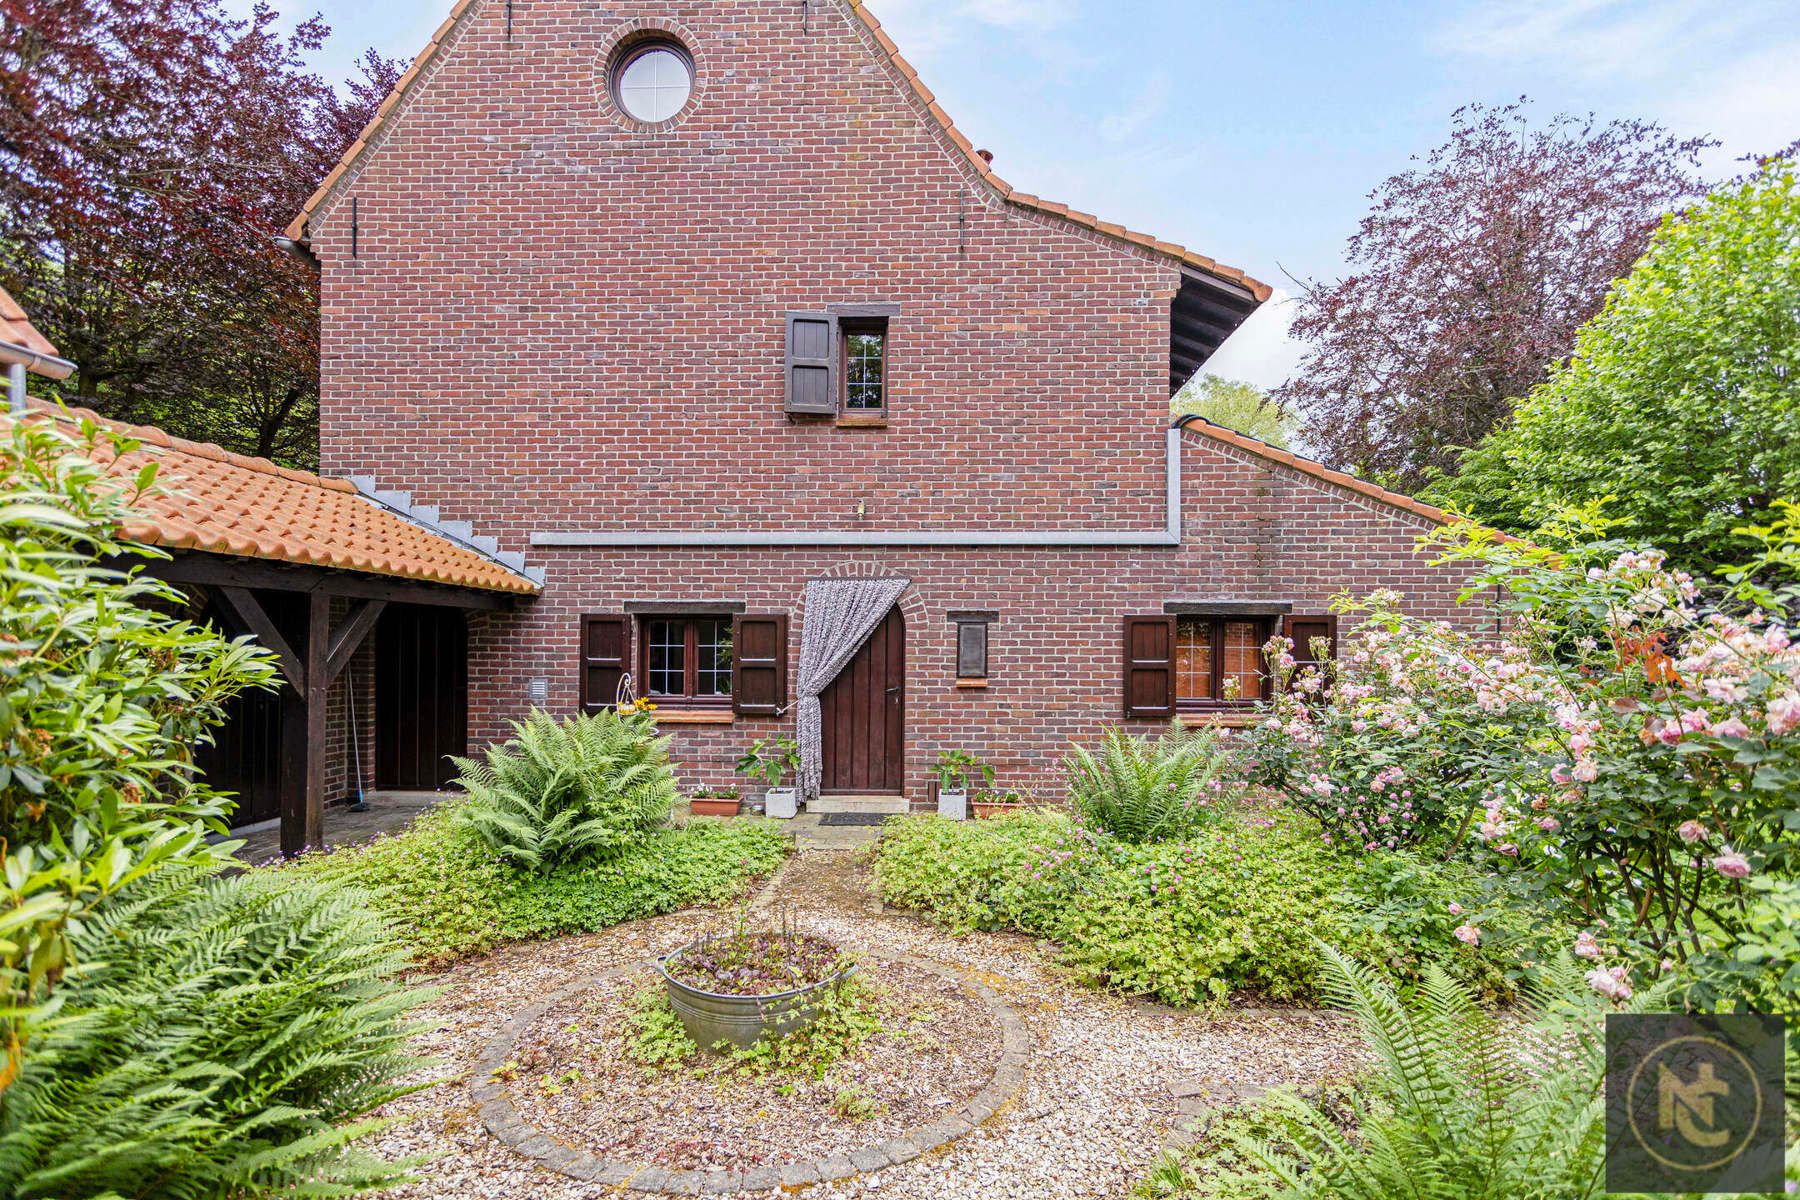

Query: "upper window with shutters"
left=785, top=309, right=894, bottom=424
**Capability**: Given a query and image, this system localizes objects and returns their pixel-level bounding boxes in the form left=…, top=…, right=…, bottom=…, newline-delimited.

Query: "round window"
left=613, top=41, right=693, bottom=124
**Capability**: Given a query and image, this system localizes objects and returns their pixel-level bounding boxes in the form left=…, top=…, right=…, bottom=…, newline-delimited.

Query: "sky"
left=244, top=0, right=1800, bottom=390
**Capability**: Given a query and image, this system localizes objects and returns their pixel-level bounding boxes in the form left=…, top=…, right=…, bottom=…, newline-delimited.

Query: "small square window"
left=1175, top=615, right=1271, bottom=707
left=640, top=616, right=733, bottom=706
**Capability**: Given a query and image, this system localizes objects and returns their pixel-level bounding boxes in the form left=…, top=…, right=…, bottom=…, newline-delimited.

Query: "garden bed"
left=493, top=955, right=1004, bottom=1175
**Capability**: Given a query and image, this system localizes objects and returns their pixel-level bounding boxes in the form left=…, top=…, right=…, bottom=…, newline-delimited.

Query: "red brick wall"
left=311, top=0, right=1176, bottom=539
left=446, top=431, right=1489, bottom=806
left=308, top=0, right=1491, bottom=809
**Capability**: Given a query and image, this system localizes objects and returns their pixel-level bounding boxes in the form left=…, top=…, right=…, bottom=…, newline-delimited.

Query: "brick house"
left=284, top=0, right=1487, bottom=812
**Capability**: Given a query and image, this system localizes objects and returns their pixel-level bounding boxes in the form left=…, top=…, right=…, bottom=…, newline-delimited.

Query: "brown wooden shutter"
left=732, top=613, right=788, bottom=716
left=1283, top=615, right=1338, bottom=674
left=785, top=313, right=838, bottom=413
left=1123, top=615, right=1177, bottom=717
left=580, top=615, right=629, bottom=713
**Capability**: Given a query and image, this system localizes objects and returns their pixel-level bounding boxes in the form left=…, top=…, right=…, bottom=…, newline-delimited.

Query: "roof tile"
left=10, top=404, right=539, bottom=594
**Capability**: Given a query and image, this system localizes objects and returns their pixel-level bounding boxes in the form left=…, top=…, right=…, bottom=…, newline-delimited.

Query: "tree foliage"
left=1278, top=100, right=1710, bottom=491
left=0, top=413, right=276, bottom=1083
left=0, top=1, right=398, bottom=466
left=1172, top=375, right=1295, bottom=449
left=1428, top=157, right=1800, bottom=574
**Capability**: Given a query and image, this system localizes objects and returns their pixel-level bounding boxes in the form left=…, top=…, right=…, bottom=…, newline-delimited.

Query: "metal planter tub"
left=655, top=938, right=855, bottom=1051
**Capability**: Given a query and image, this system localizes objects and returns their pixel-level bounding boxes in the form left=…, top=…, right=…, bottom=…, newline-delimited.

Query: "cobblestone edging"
left=470, top=949, right=1033, bottom=1194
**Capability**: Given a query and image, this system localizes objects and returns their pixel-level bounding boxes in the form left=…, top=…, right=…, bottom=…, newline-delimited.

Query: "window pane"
left=646, top=619, right=685, bottom=696
left=695, top=619, right=733, bottom=696
left=1222, top=621, right=1263, bottom=702
left=617, top=47, right=691, bottom=122
left=1175, top=617, right=1213, bottom=702
left=844, top=329, right=885, bottom=410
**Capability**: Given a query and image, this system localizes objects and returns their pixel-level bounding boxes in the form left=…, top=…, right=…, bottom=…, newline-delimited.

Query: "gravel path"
left=364, top=847, right=1363, bottom=1199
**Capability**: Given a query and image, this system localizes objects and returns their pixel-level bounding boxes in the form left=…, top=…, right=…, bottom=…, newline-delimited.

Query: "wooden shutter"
left=732, top=613, right=788, bottom=716
left=580, top=615, right=629, bottom=713
left=1123, top=615, right=1177, bottom=718
left=785, top=313, right=838, bottom=413
left=1283, top=615, right=1338, bottom=674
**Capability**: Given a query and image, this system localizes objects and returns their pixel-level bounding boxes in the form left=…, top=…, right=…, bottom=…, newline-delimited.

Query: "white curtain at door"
left=795, top=577, right=911, bottom=805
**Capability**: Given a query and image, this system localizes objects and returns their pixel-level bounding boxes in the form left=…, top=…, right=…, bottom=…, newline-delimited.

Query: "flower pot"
left=764, top=786, right=799, bottom=819
left=936, top=787, right=968, bottom=820
left=689, top=796, right=742, bottom=818
left=656, top=938, right=856, bottom=1050
left=973, top=800, right=1027, bottom=820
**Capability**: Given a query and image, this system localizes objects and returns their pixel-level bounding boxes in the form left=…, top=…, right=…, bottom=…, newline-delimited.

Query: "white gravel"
left=363, top=848, right=1363, bottom=1199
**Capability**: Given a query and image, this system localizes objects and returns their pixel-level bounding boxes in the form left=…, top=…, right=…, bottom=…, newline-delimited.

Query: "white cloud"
left=961, top=0, right=1079, bottom=32
left=1197, top=291, right=1305, bottom=393
left=868, top=0, right=1080, bottom=66
left=1098, top=71, right=1171, bottom=144
left=1431, top=0, right=1800, bottom=164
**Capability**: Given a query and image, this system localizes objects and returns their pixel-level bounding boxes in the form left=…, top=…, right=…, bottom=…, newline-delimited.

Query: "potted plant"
left=972, top=787, right=1034, bottom=820
left=736, top=736, right=801, bottom=819
left=656, top=920, right=856, bottom=1050
left=932, top=749, right=993, bottom=820
left=688, top=783, right=742, bottom=818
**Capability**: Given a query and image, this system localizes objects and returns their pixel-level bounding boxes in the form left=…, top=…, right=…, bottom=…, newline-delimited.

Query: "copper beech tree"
left=0, top=0, right=398, bottom=467
left=1278, top=100, right=1711, bottom=492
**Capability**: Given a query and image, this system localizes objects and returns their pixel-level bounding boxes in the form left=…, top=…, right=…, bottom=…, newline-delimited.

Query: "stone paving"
left=226, top=790, right=447, bottom=864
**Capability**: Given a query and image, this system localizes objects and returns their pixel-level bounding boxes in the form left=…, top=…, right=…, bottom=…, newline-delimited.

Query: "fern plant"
left=0, top=867, right=426, bottom=1198
left=1202, top=944, right=1665, bottom=1200
left=1064, top=725, right=1225, bottom=843
left=452, top=708, right=677, bottom=873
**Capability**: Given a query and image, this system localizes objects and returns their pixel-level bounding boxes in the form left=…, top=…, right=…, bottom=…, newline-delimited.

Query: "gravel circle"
left=363, top=847, right=1365, bottom=1199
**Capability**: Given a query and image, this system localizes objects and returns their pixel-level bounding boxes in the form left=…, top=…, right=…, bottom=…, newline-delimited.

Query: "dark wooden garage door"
left=376, top=605, right=467, bottom=791
left=819, top=606, right=904, bottom=794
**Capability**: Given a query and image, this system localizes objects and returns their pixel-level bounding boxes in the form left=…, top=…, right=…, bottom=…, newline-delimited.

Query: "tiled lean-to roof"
left=1, top=285, right=73, bottom=377
left=13, top=404, right=540, bottom=594
left=283, top=0, right=1272, bottom=304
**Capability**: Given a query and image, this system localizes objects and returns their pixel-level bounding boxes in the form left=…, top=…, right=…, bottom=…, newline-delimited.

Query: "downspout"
left=529, top=421, right=1189, bottom=549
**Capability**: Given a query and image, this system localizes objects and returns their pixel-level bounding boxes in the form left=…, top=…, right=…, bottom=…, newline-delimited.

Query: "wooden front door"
left=375, top=605, right=468, bottom=791
left=819, top=606, right=905, bottom=794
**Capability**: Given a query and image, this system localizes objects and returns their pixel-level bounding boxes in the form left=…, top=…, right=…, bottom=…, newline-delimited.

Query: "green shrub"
left=497, top=820, right=791, bottom=941
left=0, top=867, right=423, bottom=1198
left=874, top=809, right=1518, bottom=1006
left=1181, top=946, right=1663, bottom=1200
left=276, top=804, right=515, bottom=964
left=275, top=807, right=789, bottom=964
left=1064, top=725, right=1226, bottom=843
left=1, top=415, right=278, bottom=1060
left=451, top=708, right=677, bottom=874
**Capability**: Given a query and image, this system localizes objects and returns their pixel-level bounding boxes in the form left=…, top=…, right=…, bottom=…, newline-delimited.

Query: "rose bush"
left=1244, top=522, right=1800, bottom=997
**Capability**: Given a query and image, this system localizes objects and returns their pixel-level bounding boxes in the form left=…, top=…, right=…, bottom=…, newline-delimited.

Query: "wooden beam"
left=279, top=590, right=331, bottom=856
left=135, top=552, right=518, bottom=610
left=322, top=598, right=385, bottom=687
left=1169, top=329, right=1224, bottom=362
left=215, top=586, right=305, bottom=691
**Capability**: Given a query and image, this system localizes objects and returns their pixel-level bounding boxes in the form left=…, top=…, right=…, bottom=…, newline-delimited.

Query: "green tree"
left=1428, top=157, right=1800, bottom=574
left=1173, top=375, right=1296, bottom=449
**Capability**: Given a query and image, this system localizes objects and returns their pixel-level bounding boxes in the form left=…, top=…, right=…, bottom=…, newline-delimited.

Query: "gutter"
left=3, top=342, right=77, bottom=417
left=529, top=424, right=1186, bottom=549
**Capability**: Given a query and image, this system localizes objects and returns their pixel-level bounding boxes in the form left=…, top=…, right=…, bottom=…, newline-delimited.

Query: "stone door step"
left=810, top=794, right=909, bottom=815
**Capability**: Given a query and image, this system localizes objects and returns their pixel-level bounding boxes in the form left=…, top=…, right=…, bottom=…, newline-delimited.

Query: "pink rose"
left=1587, top=965, right=1632, bottom=1001
left=1454, top=924, right=1481, bottom=946
left=1711, top=852, right=1751, bottom=880
left=1572, top=759, right=1598, bottom=783
left=1573, top=931, right=1601, bottom=960
left=1677, top=820, right=1707, bottom=844
left=1537, top=816, right=1560, bottom=832
left=1710, top=717, right=1752, bottom=739
left=1447, top=902, right=1463, bottom=915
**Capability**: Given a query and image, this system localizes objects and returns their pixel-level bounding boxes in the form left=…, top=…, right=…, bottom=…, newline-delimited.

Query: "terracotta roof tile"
left=284, top=0, right=1273, bottom=303
left=0, top=285, right=72, bottom=377
left=9, top=403, right=539, bottom=594
left=1175, top=415, right=1522, bottom=540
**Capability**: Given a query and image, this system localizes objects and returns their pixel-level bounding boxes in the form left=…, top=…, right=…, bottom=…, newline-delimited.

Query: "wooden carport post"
left=216, top=585, right=386, bottom=856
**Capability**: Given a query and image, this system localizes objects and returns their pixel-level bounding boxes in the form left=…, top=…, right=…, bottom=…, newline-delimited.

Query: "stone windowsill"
left=835, top=414, right=889, bottom=429
left=653, top=709, right=735, bottom=725
left=1179, top=711, right=1261, bottom=729
left=955, top=677, right=989, bottom=688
